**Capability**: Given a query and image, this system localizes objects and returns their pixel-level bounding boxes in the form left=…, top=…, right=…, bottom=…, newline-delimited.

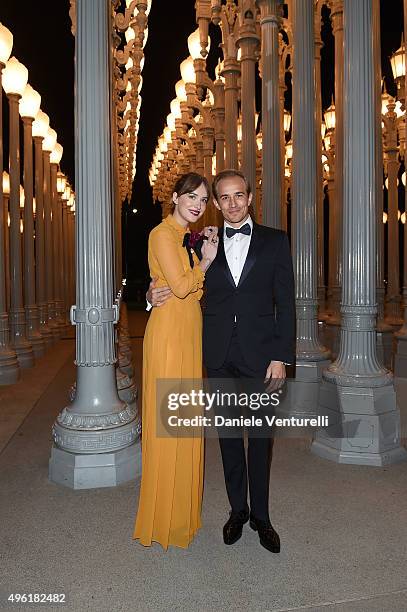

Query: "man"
left=148, top=169, right=295, bottom=553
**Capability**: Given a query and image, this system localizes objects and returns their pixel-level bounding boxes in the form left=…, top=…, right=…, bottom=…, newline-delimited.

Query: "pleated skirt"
left=133, top=299, right=204, bottom=549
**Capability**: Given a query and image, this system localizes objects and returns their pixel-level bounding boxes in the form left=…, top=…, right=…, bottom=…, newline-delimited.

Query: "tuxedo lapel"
left=216, top=226, right=235, bottom=287
left=238, top=222, right=264, bottom=287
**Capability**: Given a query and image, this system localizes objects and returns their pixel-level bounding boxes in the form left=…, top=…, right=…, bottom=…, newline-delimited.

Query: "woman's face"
left=172, top=182, right=208, bottom=226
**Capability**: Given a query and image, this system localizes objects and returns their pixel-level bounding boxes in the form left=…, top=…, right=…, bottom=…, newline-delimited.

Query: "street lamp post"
left=2, top=56, right=34, bottom=368
left=289, top=0, right=330, bottom=416
left=257, top=0, right=282, bottom=227
left=19, top=84, right=45, bottom=358
left=236, top=2, right=259, bottom=211
left=211, top=1, right=241, bottom=169
left=50, top=142, right=65, bottom=334
left=50, top=0, right=140, bottom=489
left=32, top=110, right=53, bottom=347
left=0, top=24, right=19, bottom=383
left=42, top=127, right=59, bottom=340
left=312, top=0, right=406, bottom=466
left=315, top=1, right=326, bottom=317
left=59, top=175, right=70, bottom=329
left=382, top=95, right=403, bottom=326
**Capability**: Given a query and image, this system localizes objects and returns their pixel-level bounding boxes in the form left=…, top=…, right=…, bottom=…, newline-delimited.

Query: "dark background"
left=0, top=1, right=404, bottom=300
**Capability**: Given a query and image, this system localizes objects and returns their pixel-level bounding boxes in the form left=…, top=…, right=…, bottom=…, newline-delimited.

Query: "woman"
left=133, top=172, right=219, bottom=549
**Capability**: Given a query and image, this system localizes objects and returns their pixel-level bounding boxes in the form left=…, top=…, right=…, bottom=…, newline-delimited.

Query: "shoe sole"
left=249, top=520, right=280, bottom=553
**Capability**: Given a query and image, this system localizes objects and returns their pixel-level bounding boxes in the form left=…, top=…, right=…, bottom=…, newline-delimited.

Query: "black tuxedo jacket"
left=199, top=222, right=295, bottom=371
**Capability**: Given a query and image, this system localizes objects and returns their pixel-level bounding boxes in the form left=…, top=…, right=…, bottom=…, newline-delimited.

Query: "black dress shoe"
left=249, top=515, right=280, bottom=553
left=223, top=509, right=250, bottom=545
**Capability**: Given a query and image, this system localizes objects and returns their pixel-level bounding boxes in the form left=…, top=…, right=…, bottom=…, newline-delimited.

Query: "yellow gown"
left=133, top=213, right=205, bottom=549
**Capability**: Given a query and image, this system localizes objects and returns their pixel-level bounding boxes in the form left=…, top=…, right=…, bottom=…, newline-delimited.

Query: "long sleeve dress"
left=133, top=213, right=205, bottom=549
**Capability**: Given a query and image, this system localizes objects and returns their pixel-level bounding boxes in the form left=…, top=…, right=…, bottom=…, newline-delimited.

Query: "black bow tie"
left=225, top=223, right=251, bottom=238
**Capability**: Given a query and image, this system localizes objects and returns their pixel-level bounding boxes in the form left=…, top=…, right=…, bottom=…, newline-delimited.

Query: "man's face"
left=213, top=176, right=252, bottom=227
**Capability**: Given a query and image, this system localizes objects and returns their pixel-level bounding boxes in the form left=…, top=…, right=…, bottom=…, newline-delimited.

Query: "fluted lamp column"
left=213, top=67, right=225, bottom=175
left=327, top=0, right=344, bottom=328
left=312, top=0, right=406, bottom=466
left=3, top=172, right=11, bottom=312
left=49, top=0, right=140, bottom=489
left=218, top=1, right=241, bottom=173
left=373, top=1, right=393, bottom=369
left=290, top=0, right=330, bottom=412
left=50, top=142, right=65, bottom=334
left=2, top=56, right=34, bottom=368
left=237, top=2, right=259, bottom=213
left=19, top=84, right=45, bottom=358
left=315, top=2, right=326, bottom=317
left=57, top=173, right=70, bottom=331
left=66, top=190, right=76, bottom=324
left=0, top=24, right=19, bottom=384
left=32, top=110, right=53, bottom=347
left=42, top=127, right=60, bottom=340
left=383, top=97, right=403, bottom=326
left=257, top=0, right=283, bottom=228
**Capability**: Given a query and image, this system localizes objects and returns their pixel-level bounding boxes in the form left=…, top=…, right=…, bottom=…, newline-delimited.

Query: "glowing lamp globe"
left=50, top=142, right=63, bottom=164
left=285, top=140, right=293, bottom=160
left=19, top=84, right=41, bottom=119
left=2, top=170, right=10, bottom=195
left=2, top=56, right=28, bottom=96
left=0, top=23, right=13, bottom=65
left=170, top=98, right=181, bottom=119
left=164, top=126, right=172, bottom=143
left=57, top=172, right=67, bottom=194
left=283, top=110, right=291, bottom=134
left=324, top=104, right=336, bottom=131
left=167, top=112, right=176, bottom=131
left=32, top=110, right=50, bottom=138
left=390, top=42, right=405, bottom=80
left=42, top=127, right=57, bottom=152
left=180, top=57, right=196, bottom=84
left=175, top=79, right=187, bottom=102
left=188, top=27, right=210, bottom=60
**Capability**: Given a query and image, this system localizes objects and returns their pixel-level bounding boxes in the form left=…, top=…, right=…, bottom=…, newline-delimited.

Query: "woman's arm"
left=150, top=228, right=206, bottom=299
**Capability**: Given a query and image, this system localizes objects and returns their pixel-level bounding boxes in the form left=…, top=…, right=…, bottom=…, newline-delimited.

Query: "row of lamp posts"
left=0, top=23, right=76, bottom=386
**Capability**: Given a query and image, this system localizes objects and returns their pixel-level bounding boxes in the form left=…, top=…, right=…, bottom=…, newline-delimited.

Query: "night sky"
left=0, top=0, right=404, bottom=298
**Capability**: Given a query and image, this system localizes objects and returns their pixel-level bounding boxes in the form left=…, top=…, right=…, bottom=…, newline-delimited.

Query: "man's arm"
left=271, top=232, right=296, bottom=364
left=264, top=232, right=296, bottom=389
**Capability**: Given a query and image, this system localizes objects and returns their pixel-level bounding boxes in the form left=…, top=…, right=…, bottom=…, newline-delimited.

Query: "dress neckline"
left=166, top=213, right=189, bottom=235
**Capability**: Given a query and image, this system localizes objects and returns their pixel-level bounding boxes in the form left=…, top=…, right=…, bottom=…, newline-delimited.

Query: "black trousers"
left=206, top=326, right=273, bottom=522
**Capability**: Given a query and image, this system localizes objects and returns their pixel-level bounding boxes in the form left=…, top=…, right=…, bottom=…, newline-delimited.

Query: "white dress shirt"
left=223, top=215, right=253, bottom=287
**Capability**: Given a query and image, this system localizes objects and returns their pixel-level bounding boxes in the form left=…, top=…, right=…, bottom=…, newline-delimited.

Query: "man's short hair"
left=212, top=169, right=252, bottom=202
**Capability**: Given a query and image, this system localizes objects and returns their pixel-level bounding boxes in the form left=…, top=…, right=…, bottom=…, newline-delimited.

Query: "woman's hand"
left=200, top=226, right=219, bottom=272
left=202, top=225, right=218, bottom=240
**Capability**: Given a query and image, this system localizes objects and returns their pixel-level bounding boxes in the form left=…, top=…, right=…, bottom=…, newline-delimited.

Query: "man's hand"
left=146, top=277, right=173, bottom=307
left=264, top=360, right=286, bottom=393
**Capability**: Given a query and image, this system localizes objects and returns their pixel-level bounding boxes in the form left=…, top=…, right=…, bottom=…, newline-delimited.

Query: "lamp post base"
left=278, top=359, right=331, bottom=420
left=311, top=378, right=407, bottom=466
left=49, top=440, right=141, bottom=489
